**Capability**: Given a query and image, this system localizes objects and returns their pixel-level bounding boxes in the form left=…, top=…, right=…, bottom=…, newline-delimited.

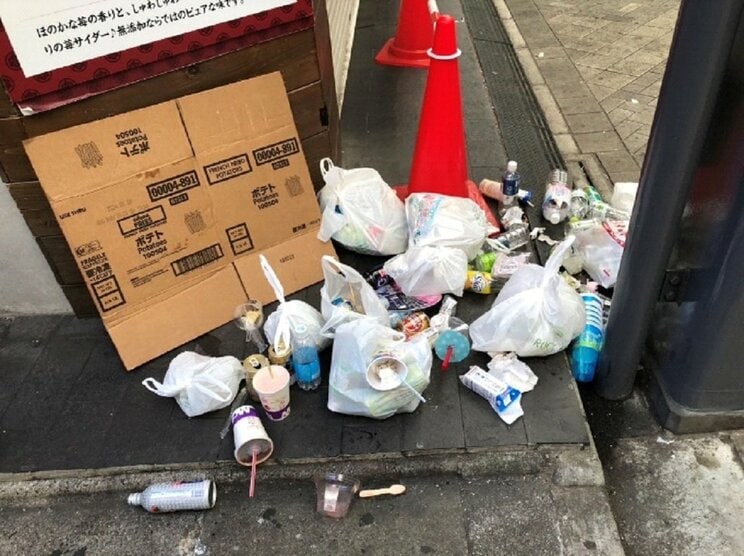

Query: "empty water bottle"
left=589, top=202, right=630, bottom=221
left=542, top=169, right=571, bottom=224
left=502, top=161, right=520, bottom=206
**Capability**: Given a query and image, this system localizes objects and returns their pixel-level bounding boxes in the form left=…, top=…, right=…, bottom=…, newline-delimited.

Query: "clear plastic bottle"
left=127, top=480, right=216, bottom=513
left=589, top=202, right=630, bottom=221
left=542, top=169, right=571, bottom=224
left=569, top=188, right=589, bottom=220
left=291, top=323, right=321, bottom=391
left=571, top=285, right=604, bottom=382
left=501, top=161, right=520, bottom=206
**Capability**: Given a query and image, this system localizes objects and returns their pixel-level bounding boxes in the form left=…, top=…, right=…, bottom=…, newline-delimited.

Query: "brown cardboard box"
left=24, top=72, right=336, bottom=370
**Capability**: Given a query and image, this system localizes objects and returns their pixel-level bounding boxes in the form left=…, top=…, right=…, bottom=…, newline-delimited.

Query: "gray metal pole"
left=594, top=0, right=744, bottom=400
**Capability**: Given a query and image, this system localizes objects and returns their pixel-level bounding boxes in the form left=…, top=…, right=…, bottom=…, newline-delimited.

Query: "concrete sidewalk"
left=500, top=0, right=681, bottom=185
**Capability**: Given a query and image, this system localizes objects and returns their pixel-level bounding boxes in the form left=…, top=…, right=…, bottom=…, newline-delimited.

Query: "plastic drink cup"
left=231, top=405, right=273, bottom=465
left=314, top=473, right=360, bottom=518
left=252, top=365, right=291, bottom=421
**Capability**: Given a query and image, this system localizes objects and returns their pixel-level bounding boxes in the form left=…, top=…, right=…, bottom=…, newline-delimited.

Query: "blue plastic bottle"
left=571, top=289, right=604, bottom=382
left=291, top=324, right=321, bottom=391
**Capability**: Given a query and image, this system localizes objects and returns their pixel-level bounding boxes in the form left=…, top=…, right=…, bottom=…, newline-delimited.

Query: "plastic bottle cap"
left=549, top=213, right=561, bottom=225
left=506, top=161, right=517, bottom=172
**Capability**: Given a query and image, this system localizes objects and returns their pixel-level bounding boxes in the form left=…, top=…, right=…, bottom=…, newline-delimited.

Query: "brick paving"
left=503, top=0, right=681, bottom=183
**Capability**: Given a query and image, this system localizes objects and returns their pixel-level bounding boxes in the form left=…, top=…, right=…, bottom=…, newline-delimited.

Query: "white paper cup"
left=231, top=405, right=274, bottom=466
left=365, top=355, right=409, bottom=391
left=252, top=365, right=291, bottom=421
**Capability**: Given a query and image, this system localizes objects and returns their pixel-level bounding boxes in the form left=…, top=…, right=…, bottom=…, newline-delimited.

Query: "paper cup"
left=231, top=405, right=274, bottom=466
left=365, top=354, right=409, bottom=391
left=252, top=365, right=291, bottom=421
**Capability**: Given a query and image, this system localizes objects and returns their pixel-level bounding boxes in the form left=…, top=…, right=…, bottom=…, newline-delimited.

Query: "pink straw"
left=249, top=449, right=257, bottom=498
left=441, top=345, right=454, bottom=371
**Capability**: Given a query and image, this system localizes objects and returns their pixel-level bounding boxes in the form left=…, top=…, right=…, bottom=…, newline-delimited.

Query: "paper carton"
left=24, top=72, right=335, bottom=370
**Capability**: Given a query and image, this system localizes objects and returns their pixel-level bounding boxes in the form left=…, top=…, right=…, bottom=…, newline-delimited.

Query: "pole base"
left=375, top=38, right=431, bottom=69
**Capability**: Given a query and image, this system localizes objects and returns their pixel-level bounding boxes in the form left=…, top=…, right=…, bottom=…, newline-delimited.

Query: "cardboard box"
left=24, top=72, right=336, bottom=370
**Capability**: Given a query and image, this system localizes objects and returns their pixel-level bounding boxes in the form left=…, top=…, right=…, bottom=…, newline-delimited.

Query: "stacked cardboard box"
left=1, top=0, right=339, bottom=317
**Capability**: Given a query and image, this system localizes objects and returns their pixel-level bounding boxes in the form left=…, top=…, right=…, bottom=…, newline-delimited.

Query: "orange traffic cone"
left=398, top=15, right=499, bottom=230
left=399, top=14, right=470, bottom=198
left=376, top=0, right=435, bottom=69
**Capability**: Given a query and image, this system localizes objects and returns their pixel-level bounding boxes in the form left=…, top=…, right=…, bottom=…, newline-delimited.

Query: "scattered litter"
left=536, top=233, right=561, bottom=246
left=542, top=169, right=571, bottom=224
left=384, top=245, right=468, bottom=297
left=529, top=227, right=544, bottom=239
left=537, top=51, right=544, bottom=58
left=657, top=436, right=675, bottom=445
left=359, top=484, right=406, bottom=498
left=142, top=352, right=244, bottom=417
left=459, top=366, right=523, bottom=424
left=128, top=480, right=216, bottom=513
left=471, top=237, right=585, bottom=357
left=487, top=353, right=538, bottom=393
left=317, top=158, right=408, bottom=255
left=234, top=299, right=267, bottom=353
left=571, top=284, right=605, bottom=383
left=315, top=473, right=360, bottom=518
left=232, top=405, right=274, bottom=498
left=631, top=98, right=639, bottom=104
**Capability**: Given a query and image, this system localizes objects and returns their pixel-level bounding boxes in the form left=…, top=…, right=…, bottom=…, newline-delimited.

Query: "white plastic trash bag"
left=406, top=193, right=488, bottom=260
left=142, top=352, right=243, bottom=417
left=571, top=220, right=627, bottom=288
left=470, top=237, right=586, bottom=357
left=383, top=245, right=468, bottom=297
left=320, top=256, right=389, bottom=338
left=328, top=319, right=432, bottom=419
left=260, top=254, right=329, bottom=352
left=317, top=158, right=408, bottom=255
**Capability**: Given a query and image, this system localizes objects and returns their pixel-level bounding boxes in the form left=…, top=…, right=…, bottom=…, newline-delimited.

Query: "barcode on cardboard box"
left=170, top=244, right=224, bottom=276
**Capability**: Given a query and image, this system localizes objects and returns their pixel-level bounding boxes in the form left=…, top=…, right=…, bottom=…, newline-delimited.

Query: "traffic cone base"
left=375, top=38, right=431, bottom=69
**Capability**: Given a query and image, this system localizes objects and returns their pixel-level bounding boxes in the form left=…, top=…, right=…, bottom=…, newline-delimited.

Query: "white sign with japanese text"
left=0, top=0, right=297, bottom=77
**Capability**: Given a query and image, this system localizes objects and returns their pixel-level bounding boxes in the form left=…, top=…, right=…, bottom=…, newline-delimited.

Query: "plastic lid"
left=507, top=161, right=517, bottom=172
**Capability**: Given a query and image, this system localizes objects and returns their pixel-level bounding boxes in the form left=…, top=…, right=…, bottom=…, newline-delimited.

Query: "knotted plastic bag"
left=260, top=254, right=329, bottom=353
left=317, top=158, right=408, bottom=255
left=470, top=237, right=585, bottom=357
left=142, top=352, right=243, bottom=417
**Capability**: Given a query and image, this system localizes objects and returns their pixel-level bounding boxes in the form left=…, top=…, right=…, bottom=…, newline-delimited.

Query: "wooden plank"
left=312, top=0, right=342, bottom=162
left=22, top=29, right=320, bottom=138
left=301, top=130, right=332, bottom=190
left=287, top=81, right=329, bottom=141
left=0, top=143, right=34, bottom=182
left=35, top=236, right=83, bottom=285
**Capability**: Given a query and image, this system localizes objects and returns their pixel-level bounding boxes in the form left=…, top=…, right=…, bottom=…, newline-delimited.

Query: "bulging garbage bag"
left=317, top=158, right=408, bottom=255
left=142, top=352, right=243, bottom=417
left=470, top=237, right=586, bottom=357
left=383, top=245, right=468, bottom=297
